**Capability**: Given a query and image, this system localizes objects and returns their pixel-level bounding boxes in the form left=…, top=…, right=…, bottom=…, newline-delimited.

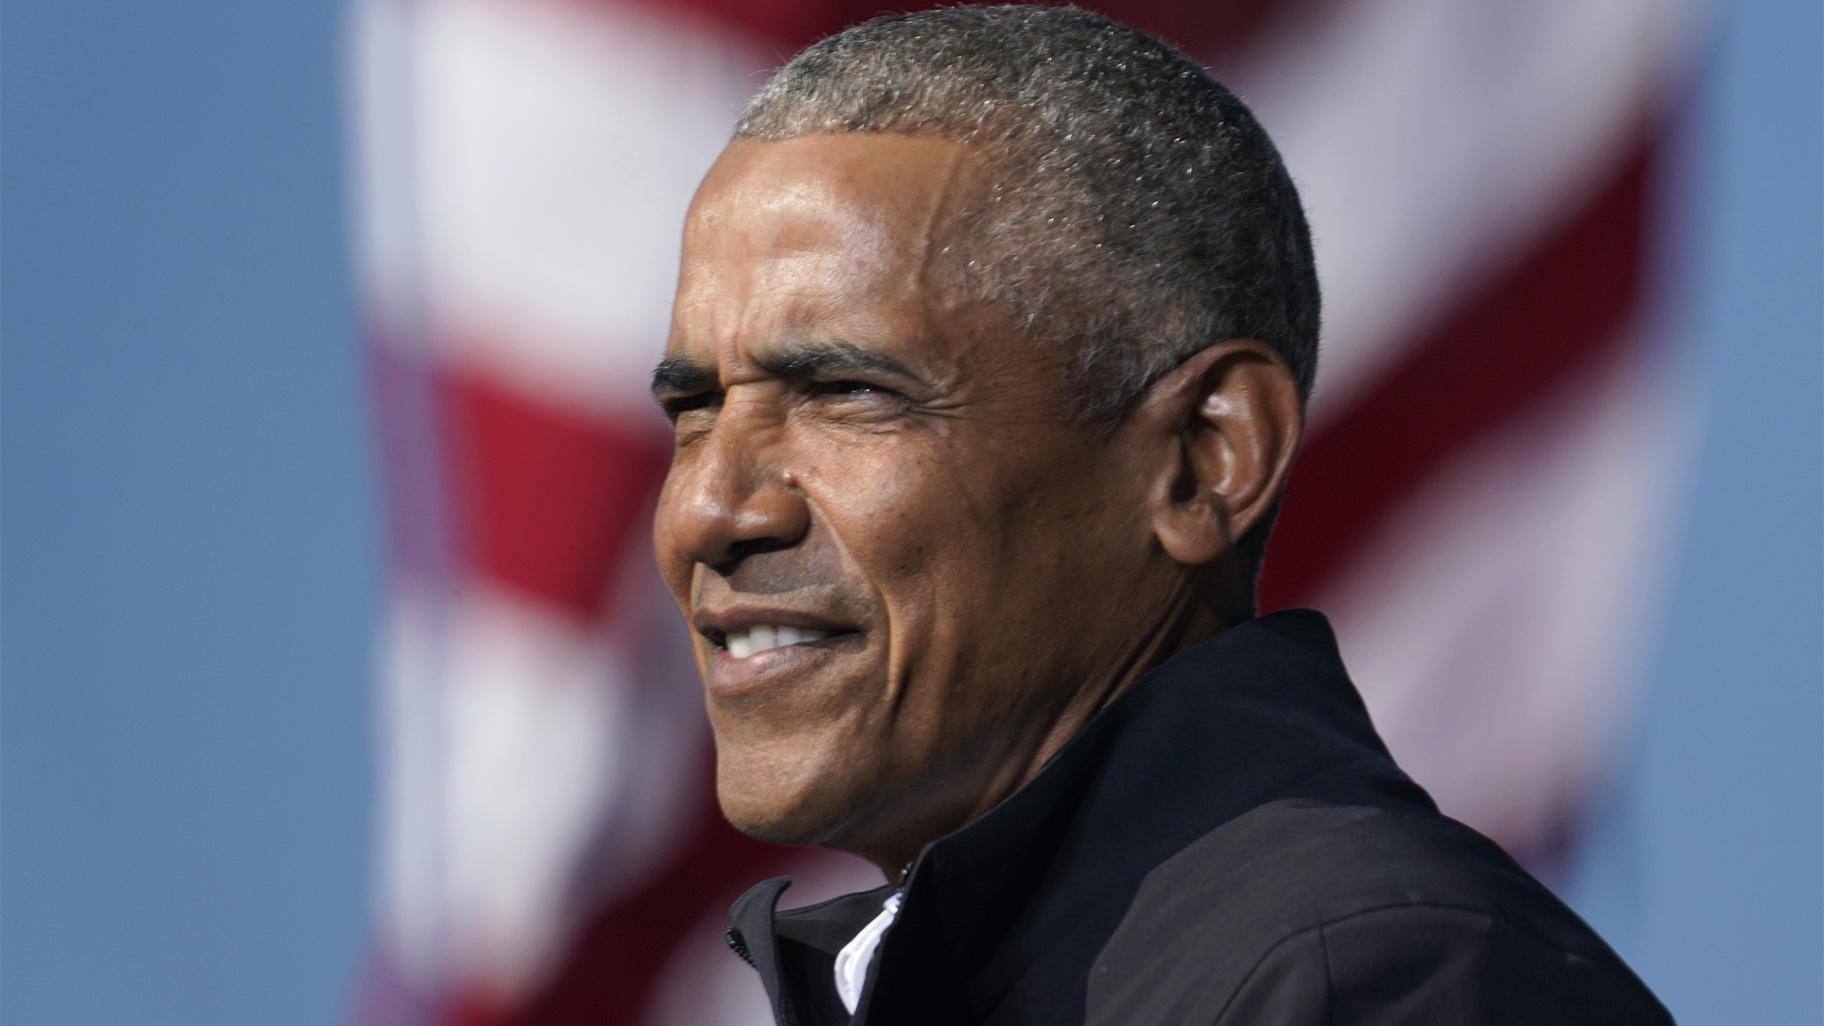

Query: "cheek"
left=806, top=443, right=980, bottom=588
left=800, top=422, right=1131, bottom=659
left=812, top=439, right=1051, bottom=662
left=935, top=446, right=1142, bottom=636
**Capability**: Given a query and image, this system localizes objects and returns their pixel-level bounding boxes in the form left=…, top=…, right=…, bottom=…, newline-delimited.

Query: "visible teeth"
left=723, top=624, right=832, bottom=657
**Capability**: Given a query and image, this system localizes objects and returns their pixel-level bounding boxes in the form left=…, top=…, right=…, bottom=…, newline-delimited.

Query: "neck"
left=1029, top=576, right=1227, bottom=776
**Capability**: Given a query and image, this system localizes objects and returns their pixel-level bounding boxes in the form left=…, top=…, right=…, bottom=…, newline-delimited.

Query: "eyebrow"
left=650, top=355, right=714, bottom=398
left=649, top=339, right=919, bottom=398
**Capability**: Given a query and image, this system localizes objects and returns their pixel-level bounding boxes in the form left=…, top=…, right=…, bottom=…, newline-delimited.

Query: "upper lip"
left=691, top=605, right=858, bottom=646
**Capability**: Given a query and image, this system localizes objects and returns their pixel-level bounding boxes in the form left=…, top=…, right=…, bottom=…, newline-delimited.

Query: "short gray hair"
left=736, top=4, right=1320, bottom=424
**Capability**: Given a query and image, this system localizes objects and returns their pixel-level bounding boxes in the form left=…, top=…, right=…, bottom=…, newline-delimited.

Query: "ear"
left=1136, top=339, right=1304, bottom=567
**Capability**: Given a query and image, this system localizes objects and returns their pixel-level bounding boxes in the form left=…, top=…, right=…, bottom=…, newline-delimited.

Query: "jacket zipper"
left=730, top=927, right=800, bottom=1025
left=726, top=927, right=756, bottom=967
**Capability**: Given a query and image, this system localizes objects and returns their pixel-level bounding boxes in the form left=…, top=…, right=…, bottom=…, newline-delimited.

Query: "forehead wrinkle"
left=678, top=163, right=856, bottom=335
left=730, top=134, right=974, bottom=303
left=909, top=142, right=976, bottom=308
left=675, top=136, right=982, bottom=389
left=699, top=146, right=870, bottom=255
left=674, top=249, right=845, bottom=380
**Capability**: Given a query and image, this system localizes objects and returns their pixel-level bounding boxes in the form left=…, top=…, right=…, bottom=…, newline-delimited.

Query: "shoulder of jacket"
left=1208, top=904, right=1672, bottom=1026
left=1085, top=799, right=1668, bottom=1026
left=1114, top=798, right=1538, bottom=933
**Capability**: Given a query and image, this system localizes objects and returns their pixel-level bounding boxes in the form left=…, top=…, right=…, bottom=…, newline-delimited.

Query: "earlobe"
left=1144, top=340, right=1303, bottom=567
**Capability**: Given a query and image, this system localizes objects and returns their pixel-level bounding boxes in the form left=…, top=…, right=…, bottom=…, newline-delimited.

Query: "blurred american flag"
left=344, top=1, right=1699, bottom=1022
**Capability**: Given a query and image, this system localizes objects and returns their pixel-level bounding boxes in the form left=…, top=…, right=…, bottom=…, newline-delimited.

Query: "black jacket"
left=727, top=610, right=1672, bottom=1024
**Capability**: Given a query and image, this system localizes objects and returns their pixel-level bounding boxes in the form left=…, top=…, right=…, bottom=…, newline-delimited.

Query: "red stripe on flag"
left=1261, top=134, right=1661, bottom=610
left=438, top=361, right=671, bottom=622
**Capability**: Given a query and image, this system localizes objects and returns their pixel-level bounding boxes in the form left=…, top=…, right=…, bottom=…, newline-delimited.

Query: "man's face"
left=654, top=135, right=1168, bottom=865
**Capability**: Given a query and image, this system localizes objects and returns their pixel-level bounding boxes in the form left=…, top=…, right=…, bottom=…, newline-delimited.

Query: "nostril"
left=706, top=536, right=794, bottom=578
left=726, top=536, right=798, bottom=565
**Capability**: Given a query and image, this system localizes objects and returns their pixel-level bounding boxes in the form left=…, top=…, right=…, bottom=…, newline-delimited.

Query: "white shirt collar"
left=833, top=891, right=902, bottom=1014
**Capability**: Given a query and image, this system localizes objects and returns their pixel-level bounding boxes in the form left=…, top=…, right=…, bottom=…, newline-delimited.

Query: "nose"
left=658, top=418, right=809, bottom=574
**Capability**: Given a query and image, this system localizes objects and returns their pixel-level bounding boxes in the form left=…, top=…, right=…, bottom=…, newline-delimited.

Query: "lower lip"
left=704, top=633, right=866, bottom=697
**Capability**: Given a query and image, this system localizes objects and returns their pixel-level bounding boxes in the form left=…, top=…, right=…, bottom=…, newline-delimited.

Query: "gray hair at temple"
left=735, top=4, right=1321, bottom=425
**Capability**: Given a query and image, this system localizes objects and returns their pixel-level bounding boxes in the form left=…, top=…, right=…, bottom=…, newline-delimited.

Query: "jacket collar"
left=729, top=610, right=1426, bottom=1024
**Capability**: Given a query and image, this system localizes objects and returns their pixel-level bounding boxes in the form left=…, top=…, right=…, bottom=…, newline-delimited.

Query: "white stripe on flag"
left=376, top=580, right=707, bottom=1001
left=402, top=0, right=766, bottom=416
left=1232, top=0, right=1697, bottom=424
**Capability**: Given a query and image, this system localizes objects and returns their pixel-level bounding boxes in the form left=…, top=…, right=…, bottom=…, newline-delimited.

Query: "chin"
left=714, top=749, right=861, bottom=848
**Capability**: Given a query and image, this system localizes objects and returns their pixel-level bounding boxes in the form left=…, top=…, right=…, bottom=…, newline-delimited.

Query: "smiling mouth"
left=710, top=624, right=862, bottom=659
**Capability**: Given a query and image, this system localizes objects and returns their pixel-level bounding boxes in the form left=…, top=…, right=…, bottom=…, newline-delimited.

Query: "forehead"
left=690, top=133, right=974, bottom=239
left=670, top=134, right=980, bottom=358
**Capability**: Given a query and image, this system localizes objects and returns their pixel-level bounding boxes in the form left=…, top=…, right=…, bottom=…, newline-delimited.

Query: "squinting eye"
left=661, top=393, right=715, bottom=422
left=812, top=380, right=890, bottom=398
